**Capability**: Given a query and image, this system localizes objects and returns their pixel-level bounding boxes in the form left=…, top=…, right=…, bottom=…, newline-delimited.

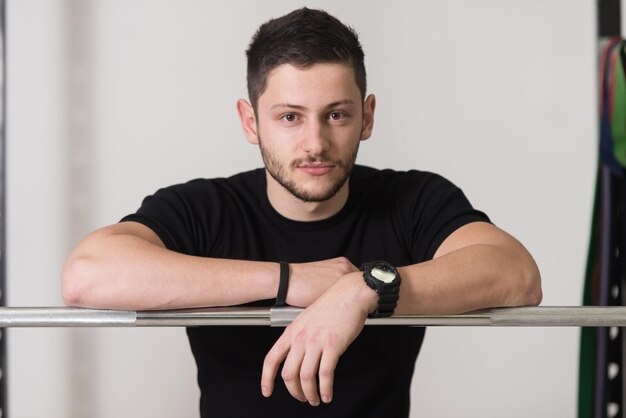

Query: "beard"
left=258, top=136, right=359, bottom=203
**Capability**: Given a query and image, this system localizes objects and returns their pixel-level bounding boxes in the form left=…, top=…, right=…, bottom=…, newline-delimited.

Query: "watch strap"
left=369, top=288, right=401, bottom=317
left=274, top=262, right=290, bottom=307
left=362, top=261, right=401, bottom=318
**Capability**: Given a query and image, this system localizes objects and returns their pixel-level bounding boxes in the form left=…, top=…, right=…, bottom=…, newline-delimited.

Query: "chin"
left=292, top=182, right=346, bottom=203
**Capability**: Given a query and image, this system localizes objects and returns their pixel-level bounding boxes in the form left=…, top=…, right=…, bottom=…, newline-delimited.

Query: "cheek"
left=258, top=129, right=291, bottom=159
left=260, top=125, right=302, bottom=151
left=334, top=126, right=363, bottom=148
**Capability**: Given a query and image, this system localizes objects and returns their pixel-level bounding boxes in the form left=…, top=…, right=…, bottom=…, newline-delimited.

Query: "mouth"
left=297, top=162, right=336, bottom=176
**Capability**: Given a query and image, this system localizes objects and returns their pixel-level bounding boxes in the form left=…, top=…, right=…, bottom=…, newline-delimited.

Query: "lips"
left=298, top=164, right=335, bottom=176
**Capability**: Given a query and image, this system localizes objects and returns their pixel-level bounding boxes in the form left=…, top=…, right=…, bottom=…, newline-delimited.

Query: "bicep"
left=432, top=221, right=523, bottom=259
left=77, top=221, right=166, bottom=253
left=108, top=221, right=166, bottom=247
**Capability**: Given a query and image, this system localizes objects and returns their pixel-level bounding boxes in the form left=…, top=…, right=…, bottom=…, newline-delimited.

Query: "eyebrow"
left=270, top=99, right=356, bottom=111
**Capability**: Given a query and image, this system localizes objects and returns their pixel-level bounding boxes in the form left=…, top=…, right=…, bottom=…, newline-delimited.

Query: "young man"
left=62, top=8, right=542, bottom=418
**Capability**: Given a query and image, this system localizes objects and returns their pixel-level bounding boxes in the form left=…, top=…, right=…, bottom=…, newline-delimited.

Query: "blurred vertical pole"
left=0, top=0, right=7, bottom=416
left=64, top=1, right=97, bottom=417
left=586, top=2, right=624, bottom=418
left=599, top=0, right=621, bottom=37
left=597, top=3, right=626, bottom=418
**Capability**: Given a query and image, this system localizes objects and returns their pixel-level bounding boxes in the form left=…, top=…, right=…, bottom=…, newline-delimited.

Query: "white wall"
left=6, top=1, right=596, bottom=417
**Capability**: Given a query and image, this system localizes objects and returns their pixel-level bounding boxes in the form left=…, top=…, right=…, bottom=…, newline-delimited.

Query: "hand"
left=286, top=257, right=359, bottom=307
left=261, top=272, right=377, bottom=406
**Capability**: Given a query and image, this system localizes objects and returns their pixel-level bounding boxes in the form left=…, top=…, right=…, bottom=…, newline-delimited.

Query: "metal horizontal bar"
left=0, top=306, right=625, bottom=328
left=269, top=306, right=626, bottom=327
left=270, top=307, right=495, bottom=327
left=489, top=306, right=626, bottom=327
left=0, top=307, right=136, bottom=327
left=136, top=307, right=271, bottom=327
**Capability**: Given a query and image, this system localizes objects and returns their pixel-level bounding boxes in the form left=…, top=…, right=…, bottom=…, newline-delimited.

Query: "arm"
left=396, top=221, right=542, bottom=314
left=261, top=221, right=542, bottom=406
left=62, top=221, right=278, bottom=310
left=62, top=221, right=357, bottom=310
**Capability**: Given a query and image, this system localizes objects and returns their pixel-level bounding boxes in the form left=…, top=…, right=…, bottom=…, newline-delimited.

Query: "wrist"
left=262, top=261, right=282, bottom=301
left=340, top=272, right=378, bottom=316
left=361, top=261, right=402, bottom=317
left=274, top=262, right=290, bottom=307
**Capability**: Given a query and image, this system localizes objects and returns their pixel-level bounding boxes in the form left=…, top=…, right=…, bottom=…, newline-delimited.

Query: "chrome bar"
left=1, top=306, right=626, bottom=328
left=490, top=306, right=626, bottom=327
left=0, top=307, right=136, bottom=327
left=268, top=306, right=494, bottom=327
left=269, top=306, right=626, bottom=327
left=136, top=307, right=270, bottom=327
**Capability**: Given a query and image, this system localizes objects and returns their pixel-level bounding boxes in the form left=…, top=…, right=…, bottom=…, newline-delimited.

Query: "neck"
left=265, top=171, right=349, bottom=222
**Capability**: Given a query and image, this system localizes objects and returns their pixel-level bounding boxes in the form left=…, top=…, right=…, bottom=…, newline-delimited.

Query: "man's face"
left=252, top=63, right=373, bottom=203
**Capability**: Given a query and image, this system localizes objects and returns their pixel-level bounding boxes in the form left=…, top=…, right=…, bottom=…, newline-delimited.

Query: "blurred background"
left=6, top=0, right=597, bottom=417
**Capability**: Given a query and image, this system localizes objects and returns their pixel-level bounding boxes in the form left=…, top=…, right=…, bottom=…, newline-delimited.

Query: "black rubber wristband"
left=274, top=262, right=290, bottom=307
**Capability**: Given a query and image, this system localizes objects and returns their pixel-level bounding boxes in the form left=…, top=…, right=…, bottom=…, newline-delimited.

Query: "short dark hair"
left=245, top=8, right=366, bottom=111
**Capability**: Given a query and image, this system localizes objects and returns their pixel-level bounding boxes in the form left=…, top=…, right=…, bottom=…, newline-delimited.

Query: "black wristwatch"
left=361, top=261, right=402, bottom=318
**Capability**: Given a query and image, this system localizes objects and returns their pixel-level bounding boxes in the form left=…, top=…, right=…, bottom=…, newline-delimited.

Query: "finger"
left=318, top=348, right=340, bottom=404
left=299, top=348, right=322, bottom=406
left=281, top=342, right=307, bottom=402
left=261, top=338, right=290, bottom=398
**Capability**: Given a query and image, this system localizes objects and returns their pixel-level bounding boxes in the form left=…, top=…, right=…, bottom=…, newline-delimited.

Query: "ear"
left=236, top=99, right=259, bottom=145
left=360, top=94, right=376, bottom=141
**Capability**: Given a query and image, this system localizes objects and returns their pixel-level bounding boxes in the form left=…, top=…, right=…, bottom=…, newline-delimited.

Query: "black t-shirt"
left=122, top=165, right=489, bottom=418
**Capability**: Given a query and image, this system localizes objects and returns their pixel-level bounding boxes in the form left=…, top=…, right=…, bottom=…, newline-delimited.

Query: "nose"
left=301, top=119, right=330, bottom=156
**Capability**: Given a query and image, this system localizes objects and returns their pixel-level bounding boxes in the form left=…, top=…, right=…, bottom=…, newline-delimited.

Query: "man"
left=62, top=7, right=542, bottom=418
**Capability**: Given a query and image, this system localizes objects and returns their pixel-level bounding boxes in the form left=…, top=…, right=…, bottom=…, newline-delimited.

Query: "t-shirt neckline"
left=257, top=169, right=354, bottom=229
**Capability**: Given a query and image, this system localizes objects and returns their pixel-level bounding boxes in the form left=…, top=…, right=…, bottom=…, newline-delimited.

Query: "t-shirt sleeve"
left=120, top=182, right=210, bottom=256
left=404, top=172, right=490, bottom=262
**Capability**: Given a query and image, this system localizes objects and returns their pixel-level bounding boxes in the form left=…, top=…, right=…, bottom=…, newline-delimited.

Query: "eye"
left=280, top=113, right=298, bottom=123
left=329, top=111, right=346, bottom=121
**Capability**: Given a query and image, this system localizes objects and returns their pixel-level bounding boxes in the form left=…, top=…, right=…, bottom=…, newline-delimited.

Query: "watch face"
left=371, top=266, right=396, bottom=283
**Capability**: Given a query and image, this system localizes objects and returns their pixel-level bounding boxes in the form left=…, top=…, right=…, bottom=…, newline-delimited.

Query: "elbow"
left=519, top=259, right=543, bottom=307
left=526, top=275, right=543, bottom=307
left=499, top=250, right=542, bottom=308
left=499, top=241, right=542, bottom=307
left=62, top=251, right=159, bottom=311
left=61, top=256, right=96, bottom=307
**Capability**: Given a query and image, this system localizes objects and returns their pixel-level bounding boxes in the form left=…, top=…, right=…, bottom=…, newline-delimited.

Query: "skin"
left=237, top=62, right=375, bottom=222
left=62, top=62, right=542, bottom=409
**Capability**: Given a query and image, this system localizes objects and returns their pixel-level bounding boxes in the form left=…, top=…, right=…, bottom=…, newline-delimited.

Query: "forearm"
left=62, top=226, right=279, bottom=311
left=396, top=242, right=542, bottom=315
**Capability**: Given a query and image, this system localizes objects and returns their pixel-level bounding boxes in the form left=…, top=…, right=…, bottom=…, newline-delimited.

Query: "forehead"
left=258, top=63, right=361, bottom=109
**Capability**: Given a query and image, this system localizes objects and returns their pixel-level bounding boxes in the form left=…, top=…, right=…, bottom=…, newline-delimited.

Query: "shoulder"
left=351, top=165, right=457, bottom=195
left=154, top=168, right=264, bottom=200
left=123, top=169, right=265, bottom=254
left=132, top=168, right=265, bottom=221
left=350, top=165, right=483, bottom=223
